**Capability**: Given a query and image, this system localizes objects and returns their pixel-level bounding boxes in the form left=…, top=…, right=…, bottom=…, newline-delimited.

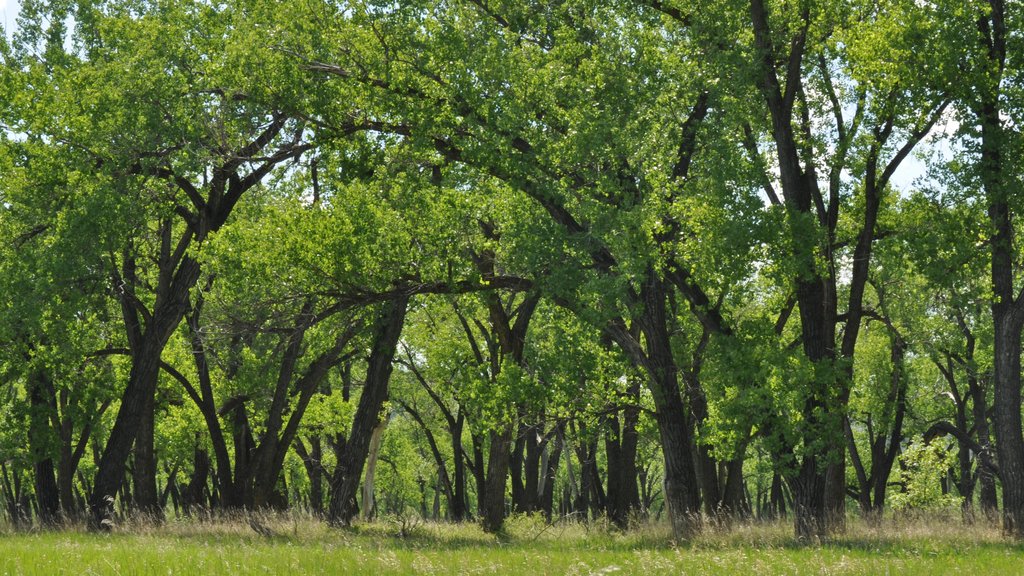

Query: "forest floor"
left=0, top=512, right=1019, bottom=575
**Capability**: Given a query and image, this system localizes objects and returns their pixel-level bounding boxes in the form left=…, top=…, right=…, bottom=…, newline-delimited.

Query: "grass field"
left=0, top=514, right=1020, bottom=575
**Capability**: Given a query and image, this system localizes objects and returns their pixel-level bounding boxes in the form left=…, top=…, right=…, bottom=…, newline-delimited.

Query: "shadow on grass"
left=4, top=512, right=1023, bottom=558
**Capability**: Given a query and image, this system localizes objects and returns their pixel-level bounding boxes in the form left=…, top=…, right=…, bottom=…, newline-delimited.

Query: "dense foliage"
left=0, top=0, right=1021, bottom=541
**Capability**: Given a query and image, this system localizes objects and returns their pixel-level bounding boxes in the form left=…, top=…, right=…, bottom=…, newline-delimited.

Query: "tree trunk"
left=749, top=0, right=840, bottom=540
left=823, top=455, right=846, bottom=532
left=605, top=412, right=628, bottom=527
left=327, top=296, right=408, bottom=526
left=481, top=426, right=514, bottom=533
left=640, top=277, right=701, bottom=539
left=540, top=425, right=563, bottom=521
left=993, top=316, right=1024, bottom=534
left=133, top=390, right=161, bottom=520
left=297, top=437, right=324, bottom=516
left=362, top=421, right=387, bottom=521
left=522, top=422, right=542, bottom=513
left=605, top=401, right=640, bottom=527
left=695, top=444, right=720, bottom=519
left=971, top=377, right=998, bottom=520
left=89, top=336, right=165, bottom=528
left=768, top=472, right=787, bottom=519
left=28, top=371, right=60, bottom=525
left=182, top=445, right=210, bottom=515
left=509, top=424, right=526, bottom=513
left=451, top=414, right=468, bottom=522
left=721, top=457, right=749, bottom=518
left=470, top=432, right=486, bottom=519
left=89, top=258, right=200, bottom=529
left=975, top=0, right=1021, bottom=537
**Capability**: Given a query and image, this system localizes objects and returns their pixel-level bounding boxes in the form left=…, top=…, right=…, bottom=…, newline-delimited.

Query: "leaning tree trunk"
left=328, top=296, right=408, bottom=526
left=643, top=277, right=701, bottom=538
left=89, top=257, right=200, bottom=529
left=89, top=332, right=172, bottom=528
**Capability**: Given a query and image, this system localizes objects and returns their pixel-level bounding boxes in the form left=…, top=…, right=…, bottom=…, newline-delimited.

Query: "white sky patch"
left=890, top=107, right=961, bottom=192
left=1, top=0, right=18, bottom=39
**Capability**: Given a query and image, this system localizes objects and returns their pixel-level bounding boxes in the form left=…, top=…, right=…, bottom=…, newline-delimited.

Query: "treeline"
left=0, top=0, right=1020, bottom=540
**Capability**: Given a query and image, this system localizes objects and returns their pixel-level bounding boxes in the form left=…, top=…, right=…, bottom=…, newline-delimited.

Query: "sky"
left=1, top=0, right=17, bottom=39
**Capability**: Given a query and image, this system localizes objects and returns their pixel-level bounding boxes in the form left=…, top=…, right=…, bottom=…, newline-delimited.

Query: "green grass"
left=0, top=514, right=1020, bottom=575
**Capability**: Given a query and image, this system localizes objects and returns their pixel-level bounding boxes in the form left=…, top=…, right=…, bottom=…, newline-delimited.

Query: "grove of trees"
left=0, top=0, right=1020, bottom=542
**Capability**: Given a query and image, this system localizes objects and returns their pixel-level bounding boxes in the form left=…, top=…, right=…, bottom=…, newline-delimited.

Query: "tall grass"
left=0, top=513, right=1019, bottom=575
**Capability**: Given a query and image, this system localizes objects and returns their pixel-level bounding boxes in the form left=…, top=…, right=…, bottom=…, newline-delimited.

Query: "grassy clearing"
left=0, top=514, right=1019, bottom=575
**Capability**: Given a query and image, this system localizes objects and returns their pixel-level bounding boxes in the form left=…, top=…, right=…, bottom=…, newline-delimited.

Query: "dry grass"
left=0, top=512, right=1019, bottom=575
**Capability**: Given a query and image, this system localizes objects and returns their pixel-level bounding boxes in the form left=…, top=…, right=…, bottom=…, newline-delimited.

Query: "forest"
left=0, top=0, right=1020, bottom=548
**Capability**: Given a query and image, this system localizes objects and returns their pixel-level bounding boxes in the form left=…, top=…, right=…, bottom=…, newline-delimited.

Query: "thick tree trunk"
left=823, top=454, right=846, bottom=531
left=470, top=432, right=486, bottom=519
left=695, top=444, right=720, bottom=518
left=605, top=414, right=628, bottom=526
left=640, top=277, right=701, bottom=538
left=133, top=391, right=161, bottom=520
left=993, top=316, right=1024, bottom=534
left=605, top=400, right=640, bottom=527
left=793, top=459, right=826, bottom=540
left=522, top=423, right=542, bottom=513
left=89, top=258, right=200, bottom=529
left=656, top=405, right=701, bottom=538
left=89, top=337, right=165, bottom=528
left=721, top=457, right=749, bottom=518
left=28, top=372, right=60, bottom=525
left=327, top=296, right=407, bottom=526
left=975, top=0, right=1020, bottom=536
left=481, top=426, right=514, bottom=533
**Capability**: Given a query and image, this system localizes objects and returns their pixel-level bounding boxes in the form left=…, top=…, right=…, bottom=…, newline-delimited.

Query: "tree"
left=740, top=0, right=954, bottom=537
left=293, top=0, right=766, bottom=538
left=6, top=0, right=336, bottom=527
left=962, top=0, right=1024, bottom=536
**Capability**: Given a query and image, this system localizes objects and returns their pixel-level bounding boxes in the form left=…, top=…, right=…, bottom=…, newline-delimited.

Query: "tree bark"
left=132, top=389, right=161, bottom=520
left=993, top=315, right=1024, bottom=534
left=640, top=277, right=701, bottom=538
left=28, top=371, right=60, bottom=525
left=481, top=426, right=514, bottom=532
left=451, top=413, right=468, bottom=522
left=362, top=421, right=387, bottom=521
left=974, top=0, right=1022, bottom=537
left=971, top=375, right=998, bottom=520
left=328, top=296, right=408, bottom=526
